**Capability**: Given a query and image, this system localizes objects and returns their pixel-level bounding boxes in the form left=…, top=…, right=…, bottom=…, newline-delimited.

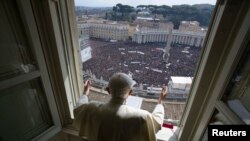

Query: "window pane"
left=222, top=47, right=250, bottom=124
left=0, top=0, right=36, bottom=81
left=0, top=78, right=53, bottom=141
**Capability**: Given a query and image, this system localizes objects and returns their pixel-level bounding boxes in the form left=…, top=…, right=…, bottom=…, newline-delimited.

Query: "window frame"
left=178, top=0, right=250, bottom=140
left=19, top=0, right=63, bottom=140
left=21, top=0, right=250, bottom=140
left=30, top=0, right=83, bottom=126
left=0, top=0, right=61, bottom=140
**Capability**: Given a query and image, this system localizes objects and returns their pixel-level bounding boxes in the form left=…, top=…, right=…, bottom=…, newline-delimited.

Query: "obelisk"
left=163, top=29, right=172, bottom=63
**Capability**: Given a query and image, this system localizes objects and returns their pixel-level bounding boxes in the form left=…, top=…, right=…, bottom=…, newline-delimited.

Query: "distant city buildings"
left=179, top=21, right=208, bottom=32
left=135, top=17, right=160, bottom=23
left=132, top=28, right=169, bottom=43
left=171, top=30, right=206, bottom=47
left=132, top=28, right=205, bottom=47
left=132, top=20, right=206, bottom=47
left=78, top=21, right=129, bottom=41
left=77, top=16, right=206, bottom=47
left=133, top=19, right=173, bottom=31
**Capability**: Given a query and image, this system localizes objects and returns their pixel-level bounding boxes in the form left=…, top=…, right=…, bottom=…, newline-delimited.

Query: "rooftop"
left=171, top=76, right=193, bottom=84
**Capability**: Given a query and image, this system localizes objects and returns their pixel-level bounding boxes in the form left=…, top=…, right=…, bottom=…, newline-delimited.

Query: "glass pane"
left=0, top=0, right=36, bottom=81
left=0, top=78, right=53, bottom=141
left=222, top=47, right=250, bottom=124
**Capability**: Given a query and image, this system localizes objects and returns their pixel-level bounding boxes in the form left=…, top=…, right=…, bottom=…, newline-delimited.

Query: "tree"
left=109, top=4, right=214, bottom=26
left=111, top=3, right=135, bottom=21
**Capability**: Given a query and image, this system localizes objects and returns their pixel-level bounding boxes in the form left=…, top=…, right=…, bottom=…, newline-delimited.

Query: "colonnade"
left=132, top=30, right=206, bottom=47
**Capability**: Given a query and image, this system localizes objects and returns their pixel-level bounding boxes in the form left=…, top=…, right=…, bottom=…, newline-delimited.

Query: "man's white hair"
left=108, top=73, right=136, bottom=98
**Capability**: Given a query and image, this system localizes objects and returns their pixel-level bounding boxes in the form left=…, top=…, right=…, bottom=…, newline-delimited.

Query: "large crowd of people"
left=83, top=39, right=201, bottom=88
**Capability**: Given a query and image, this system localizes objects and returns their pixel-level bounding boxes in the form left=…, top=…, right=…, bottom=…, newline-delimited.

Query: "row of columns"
left=171, top=34, right=204, bottom=47
left=133, top=32, right=205, bottom=47
left=90, top=29, right=128, bottom=41
left=133, top=33, right=169, bottom=44
left=79, top=25, right=128, bottom=41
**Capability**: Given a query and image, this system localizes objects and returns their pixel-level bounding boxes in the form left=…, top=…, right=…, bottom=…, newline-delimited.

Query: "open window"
left=1, top=0, right=249, bottom=141
left=74, top=0, right=216, bottom=131
left=179, top=0, right=250, bottom=140
left=0, top=0, right=61, bottom=140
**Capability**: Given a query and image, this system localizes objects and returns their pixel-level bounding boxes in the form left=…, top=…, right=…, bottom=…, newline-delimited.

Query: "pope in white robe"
left=73, top=73, right=167, bottom=141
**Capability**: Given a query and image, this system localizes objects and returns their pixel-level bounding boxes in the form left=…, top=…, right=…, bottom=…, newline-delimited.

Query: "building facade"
left=78, top=20, right=206, bottom=47
left=132, top=28, right=206, bottom=47
left=78, top=22, right=129, bottom=41
left=179, top=21, right=204, bottom=32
